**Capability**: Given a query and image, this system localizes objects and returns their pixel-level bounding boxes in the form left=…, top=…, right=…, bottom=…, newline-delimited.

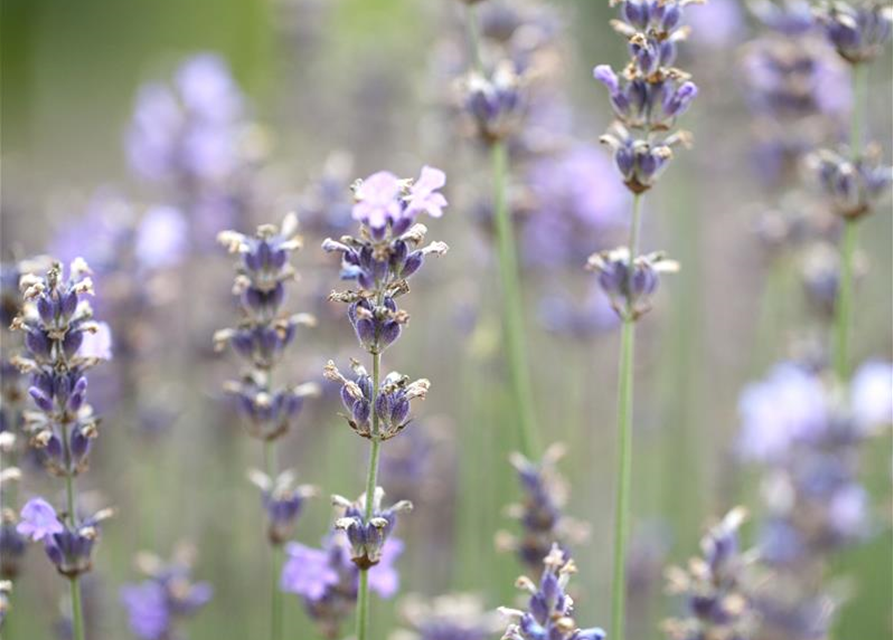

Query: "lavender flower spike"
left=663, top=508, right=758, bottom=640
left=586, top=247, right=680, bottom=320
left=815, top=1, right=893, bottom=64
left=499, top=545, right=605, bottom=640
left=248, top=469, right=317, bottom=545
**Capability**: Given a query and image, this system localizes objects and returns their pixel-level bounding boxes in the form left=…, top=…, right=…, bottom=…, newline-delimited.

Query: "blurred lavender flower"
left=538, top=285, right=619, bottom=340
left=324, top=360, right=430, bottom=441
left=809, top=144, right=893, bottom=219
left=815, top=1, right=893, bottom=64
left=738, top=359, right=891, bottom=639
left=522, top=145, right=627, bottom=269
left=497, top=444, right=589, bottom=574
left=740, top=14, right=850, bottom=187
left=127, top=54, right=245, bottom=187
left=586, top=247, right=680, bottom=320
left=134, top=206, right=189, bottom=271
left=663, top=508, right=758, bottom=640
left=281, top=533, right=404, bottom=639
left=332, top=487, right=412, bottom=569
left=498, top=545, right=605, bottom=640
left=248, top=469, right=317, bottom=545
left=120, top=547, right=212, bottom=640
left=392, top=593, right=502, bottom=640
left=687, top=0, right=746, bottom=48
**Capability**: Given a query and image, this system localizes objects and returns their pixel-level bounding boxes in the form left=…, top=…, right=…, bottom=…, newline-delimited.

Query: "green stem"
left=834, top=220, right=857, bottom=380
left=610, top=193, right=642, bottom=640
left=464, top=3, right=484, bottom=73
left=834, top=65, right=868, bottom=380
left=264, top=440, right=282, bottom=640
left=491, top=140, right=540, bottom=458
left=355, top=351, right=382, bottom=640
left=62, top=423, right=85, bottom=640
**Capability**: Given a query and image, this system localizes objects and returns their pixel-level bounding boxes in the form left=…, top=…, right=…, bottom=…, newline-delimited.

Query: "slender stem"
left=264, top=440, right=282, bottom=640
left=61, top=422, right=85, bottom=640
left=491, top=140, right=540, bottom=458
left=834, top=219, right=857, bottom=380
left=464, top=3, right=484, bottom=73
left=355, top=351, right=382, bottom=640
left=610, top=192, right=642, bottom=640
left=834, top=64, right=868, bottom=380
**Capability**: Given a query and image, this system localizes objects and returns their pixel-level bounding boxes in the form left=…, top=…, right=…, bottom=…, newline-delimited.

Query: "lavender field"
left=1, top=0, right=892, bottom=639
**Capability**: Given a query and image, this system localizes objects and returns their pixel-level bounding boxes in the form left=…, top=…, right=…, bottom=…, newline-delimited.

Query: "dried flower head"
left=332, top=487, right=412, bottom=569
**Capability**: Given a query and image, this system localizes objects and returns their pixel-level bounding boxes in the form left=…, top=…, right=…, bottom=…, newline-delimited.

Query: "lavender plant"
left=496, top=443, right=589, bottom=576
left=588, top=1, right=702, bottom=637
left=498, top=544, right=605, bottom=640
left=457, top=0, right=543, bottom=457
left=216, top=213, right=318, bottom=640
left=10, top=259, right=113, bottom=640
left=663, top=508, right=758, bottom=640
left=120, top=546, right=213, bottom=640
left=321, top=165, right=448, bottom=640
left=811, top=1, right=893, bottom=379
left=737, top=359, right=892, bottom=639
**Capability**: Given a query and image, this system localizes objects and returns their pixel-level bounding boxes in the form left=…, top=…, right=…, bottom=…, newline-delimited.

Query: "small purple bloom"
left=405, top=166, right=447, bottom=219
left=17, top=498, right=63, bottom=542
left=352, top=171, right=402, bottom=229
left=121, top=582, right=170, bottom=640
left=135, top=206, right=188, bottom=270
left=281, top=543, right=339, bottom=600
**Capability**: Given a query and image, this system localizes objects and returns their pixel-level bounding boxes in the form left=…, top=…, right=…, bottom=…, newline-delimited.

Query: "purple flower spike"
left=17, top=498, right=63, bottom=542
left=353, top=171, right=402, bottom=229
left=405, top=166, right=447, bottom=219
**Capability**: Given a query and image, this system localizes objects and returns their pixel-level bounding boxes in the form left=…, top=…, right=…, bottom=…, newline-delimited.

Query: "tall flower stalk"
left=589, top=1, right=703, bottom=637
left=322, top=165, right=448, bottom=639
left=813, top=1, right=893, bottom=379
left=216, top=214, right=318, bottom=640
left=459, top=0, right=541, bottom=457
left=11, top=259, right=114, bottom=640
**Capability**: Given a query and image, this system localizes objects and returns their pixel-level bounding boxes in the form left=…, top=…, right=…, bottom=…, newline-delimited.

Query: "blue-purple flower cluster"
left=120, top=548, right=212, bottom=640
left=809, top=144, right=893, bottom=220
left=498, top=444, right=589, bottom=575
left=586, top=247, right=680, bottom=321
left=499, top=545, right=605, bottom=640
left=324, top=360, right=430, bottom=442
left=216, top=214, right=318, bottom=442
left=594, top=0, right=702, bottom=194
left=738, top=360, right=892, bottom=638
left=249, top=469, right=317, bottom=546
left=663, top=508, right=757, bottom=640
left=815, top=1, right=893, bottom=64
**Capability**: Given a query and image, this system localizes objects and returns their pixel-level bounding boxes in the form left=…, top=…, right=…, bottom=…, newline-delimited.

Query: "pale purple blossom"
left=405, top=166, right=447, bottom=219
left=135, top=206, right=189, bottom=270
left=281, top=543, right=339, bottom=599
left=120, top=582, right=170, bottom=640
left=851, top=360, right=893, bottom=428
left=737, top=364, right=828, bottom=462
left=352, top=171, right=402, bottom=229
left=16, top=498, right=63, bottom=542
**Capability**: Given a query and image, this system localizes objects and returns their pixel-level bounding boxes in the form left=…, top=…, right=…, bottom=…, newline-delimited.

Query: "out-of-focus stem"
left=356, top=350, right=382, bottom=640
left=492, top=140, right=540, bottom=458
left=834, top=64, right=868, bottom=380
left=464, top=3, right=484, bottom=73
left=610, top=192, right=642, bottom=640
left=264, top=439, right=282, bottom=640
